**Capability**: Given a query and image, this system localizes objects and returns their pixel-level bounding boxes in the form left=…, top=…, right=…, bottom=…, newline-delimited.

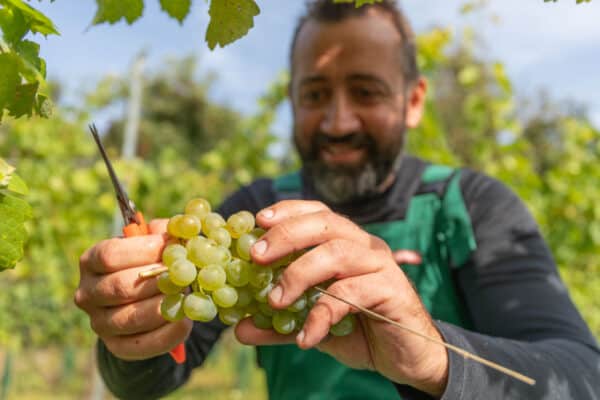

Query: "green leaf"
left=2, top=0, right=59, bottom=35
left=35, top=93, right=52, bottom=118
left=0, top=158, right=16, bottom=187
left=7, top=82, right=38, bottom=118
left=7, top=173, right=28, bottom=195
left=0, top=52, right=21, bottom=119
left=93, top=0, right=144, bottom=25
left=0, top=7, right=28, bottom=44
left=0, top=192, right=32, bottom=271
left=159, top=0, right=191, bottom=23
left=205, top=0, right=260, bottom=50
left=15, top=39, right=45, bottom=80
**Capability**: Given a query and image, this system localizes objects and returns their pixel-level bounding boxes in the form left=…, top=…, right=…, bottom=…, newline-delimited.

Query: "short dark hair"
left=289, top=0, right=419, bottom=85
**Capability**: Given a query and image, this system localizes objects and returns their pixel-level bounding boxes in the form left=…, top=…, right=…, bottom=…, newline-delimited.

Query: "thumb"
left=149, top=218, right=169, bottom=235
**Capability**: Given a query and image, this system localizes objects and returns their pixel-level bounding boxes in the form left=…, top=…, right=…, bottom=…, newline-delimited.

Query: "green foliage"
left=205, top=0, right=260, bottom=50
left=0, top=59, right=285, bottom=348
left=93, top=0, right=144, bottom=24
left=0, top=0, right=57, bottom=121
left=333, top=0, right=384, bottom=7
left=160, top=0, right=191, bottom=23
left=0, top=158, right=32, bottom=271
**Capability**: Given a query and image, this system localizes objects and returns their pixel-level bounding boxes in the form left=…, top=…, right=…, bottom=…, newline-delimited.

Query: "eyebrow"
left=346, top=74, right=391, bottom=93
left=298, top=76, right=328, bottom=87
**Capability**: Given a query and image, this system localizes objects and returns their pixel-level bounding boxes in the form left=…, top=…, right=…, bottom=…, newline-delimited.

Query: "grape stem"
left=139, top=265, right=168, bottom=279
left=313, top=286, right=536, bottom=387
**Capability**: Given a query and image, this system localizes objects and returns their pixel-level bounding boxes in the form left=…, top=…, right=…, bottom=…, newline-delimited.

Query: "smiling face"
left=290, top=9, right=426, bottom=205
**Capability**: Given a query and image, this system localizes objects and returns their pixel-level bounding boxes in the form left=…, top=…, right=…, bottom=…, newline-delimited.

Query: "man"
left=75, top=1, right=600, bottom=399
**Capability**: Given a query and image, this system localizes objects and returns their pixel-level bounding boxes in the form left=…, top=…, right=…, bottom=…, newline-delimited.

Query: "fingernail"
left=260, top=208, right=274, bottom=219
left=296, top=329, right=305, bottom=344
left=269, top=285, right=283, bottom=303
left=253, top=240, right=268, bottom=255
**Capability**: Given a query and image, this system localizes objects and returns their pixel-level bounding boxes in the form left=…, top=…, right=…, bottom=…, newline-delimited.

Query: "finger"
left=102, top=319, right=192, bottom=361
left=91, top=294, right=167, bottom=336
left=268, top=239, right=388, bottom=309
left=392, top=250, right=422, bottom=265
left=297, top=276, right=379, bottom=349
left=234, top=317, right=296, bottom=346
left=255, top=200, right=330, bottom=229
left=149, top=218, right=169, bottom=235
left=81, top=235, right=167, bottom=275
left=251, top=211, right=384, bottom=265
left=75, top=263, right=162, bottom=309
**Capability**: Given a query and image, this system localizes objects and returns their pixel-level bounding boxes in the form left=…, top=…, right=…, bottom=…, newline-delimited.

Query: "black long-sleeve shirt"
left=97, top=156, right=600, bottom=399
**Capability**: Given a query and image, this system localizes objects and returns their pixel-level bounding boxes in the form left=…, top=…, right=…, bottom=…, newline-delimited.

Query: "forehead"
left=291, top=10, right=404, bottom=83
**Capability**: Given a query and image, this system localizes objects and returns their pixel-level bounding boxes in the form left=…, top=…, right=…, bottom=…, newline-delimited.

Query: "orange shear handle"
left=122, top=211, right=186, bottom=364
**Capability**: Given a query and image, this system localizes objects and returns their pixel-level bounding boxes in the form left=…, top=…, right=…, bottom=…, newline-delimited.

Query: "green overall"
left=257, top=165, right=477, bottom=399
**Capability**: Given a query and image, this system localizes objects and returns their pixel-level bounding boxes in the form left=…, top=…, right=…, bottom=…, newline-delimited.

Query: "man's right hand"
left=74, top=219, right=193, bottom=361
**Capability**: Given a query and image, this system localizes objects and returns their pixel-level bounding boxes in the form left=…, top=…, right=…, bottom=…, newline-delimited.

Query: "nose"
left=319, top=93, right=361, bottom=136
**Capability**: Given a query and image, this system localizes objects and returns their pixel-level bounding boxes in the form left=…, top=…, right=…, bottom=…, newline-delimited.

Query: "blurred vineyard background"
left=1, top=11, right=600, bottom=400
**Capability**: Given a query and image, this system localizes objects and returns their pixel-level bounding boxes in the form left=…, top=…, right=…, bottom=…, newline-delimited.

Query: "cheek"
left=361, top=108, right=404, bottom=144
left=294, top=108, right=322, bottom=148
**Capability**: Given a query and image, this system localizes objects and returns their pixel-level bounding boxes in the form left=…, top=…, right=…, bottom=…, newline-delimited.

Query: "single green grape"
left=162, top=243, right=187, bottom=267
left=236, top=232, right=258, bottom=261
left=169, top=258, right=197, bottom=286
left=219, top=307, right=246, bottom=325
left=226, top=211, right=255, bottom=238
left=183, top=292, right=217, bottom=322
left=253, top=282, right=274, bottom=303
left=187, top=237, right=223, bottom=266
left=225, top=258, right=251, bottom=287
left=185, top=198, right=211, bottom=220
left=208, top=227, right=232, bottom=248
left=258, top=302, right=274, bottom=317
left=252, top=312, right=272, bottom=330
left=197, top=264, right=226, bottom=291
left=160, top=293, right=185, bottom=322
left=329, top=314, right=356, bottom=337
left=235, top=286, right=254, bottom=308
left=157, top=272, right=184, bottom=295
left=176, top=214, right=202, bottom=239
left=287, top=293, right=307, bottom=312
left=212, top=285, right=239, bottom=308
left=167, top=214, right=184, bottom=238
left=202, top=212, right=226, bottom=236
left=249, top=264, right=273, bottom=289
left=306, top=287, right=322, bottom=306
left=272, top=310, right=297, bottom=334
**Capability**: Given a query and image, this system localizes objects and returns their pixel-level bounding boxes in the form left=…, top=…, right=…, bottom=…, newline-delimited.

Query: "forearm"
left=97, top=319, right=226, bottom=399
left=436, top=322, right=600, bottom=400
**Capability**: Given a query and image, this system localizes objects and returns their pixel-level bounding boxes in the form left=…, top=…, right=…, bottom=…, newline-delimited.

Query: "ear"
left=405, top=77, right=427, bottom=129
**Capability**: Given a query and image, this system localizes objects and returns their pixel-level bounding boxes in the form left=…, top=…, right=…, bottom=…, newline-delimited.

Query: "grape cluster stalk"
left=157, top=198, right=356, bottom=336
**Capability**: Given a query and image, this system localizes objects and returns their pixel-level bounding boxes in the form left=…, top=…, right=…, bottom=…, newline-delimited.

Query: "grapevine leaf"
left=7, top=82, right=38, bottom=118
left=205, top=0, right=260, bottom=50
left=0, top=53, right=21, bottom=121
left=159, top=0, right=191, bottom=23
left=7, top=173, right=28, bottom=195
left=0, top=7, right=28, bottom=44
left=2, top=0, right=59, bottom=35
left=15, top=39, right=46, bottom=80
left=0, top=192, right=32, bottom=271
left=0, top=158, right=16, bottom=187
left=35, top=93, right=52, bottom=118
left=93, top=0, right=144, bottom=25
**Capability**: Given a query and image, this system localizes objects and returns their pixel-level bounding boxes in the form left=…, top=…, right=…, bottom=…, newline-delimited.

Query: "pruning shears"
left=89, top=123, right=186, bottom=364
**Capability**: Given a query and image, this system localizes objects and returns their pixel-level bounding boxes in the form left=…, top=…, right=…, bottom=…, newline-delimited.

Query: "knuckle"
left=98, top=241, right=116, bottom=269
left=73, top=289, right=87, bottom=308
left=111, top=278, right=132, bottom=302
left=311, top=200, right=330, bottom=211
left=325, top=239, right=351, bottom=264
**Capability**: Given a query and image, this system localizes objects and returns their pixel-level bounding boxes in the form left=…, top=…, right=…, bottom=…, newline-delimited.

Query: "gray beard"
left=304, top=151, right=404, bottom=205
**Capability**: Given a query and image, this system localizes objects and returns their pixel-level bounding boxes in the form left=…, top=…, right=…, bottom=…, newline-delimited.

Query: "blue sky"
left=34, top=0, right=600, bottom=142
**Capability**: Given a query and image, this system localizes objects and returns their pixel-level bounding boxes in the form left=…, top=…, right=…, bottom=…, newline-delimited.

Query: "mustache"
left=313, top=132, right=374, bottom=149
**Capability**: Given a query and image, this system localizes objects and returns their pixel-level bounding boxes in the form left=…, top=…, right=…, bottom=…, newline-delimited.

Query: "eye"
left=351, top=86, right=381, bottom=103
left=299, top=87, right=329, bottom=107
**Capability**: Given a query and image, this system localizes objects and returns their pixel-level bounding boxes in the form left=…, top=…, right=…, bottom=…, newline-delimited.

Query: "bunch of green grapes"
left=157, top=197, right=355, bottom=337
